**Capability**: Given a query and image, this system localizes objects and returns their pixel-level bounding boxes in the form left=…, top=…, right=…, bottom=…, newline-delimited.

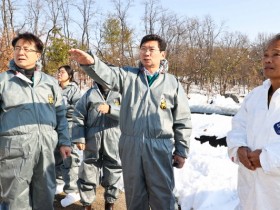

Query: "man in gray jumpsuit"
left=72, top=82, right=122, bottom=210
left=0, top=32, right=71, bottom=210
left=69, top=34, right=192, bottom=210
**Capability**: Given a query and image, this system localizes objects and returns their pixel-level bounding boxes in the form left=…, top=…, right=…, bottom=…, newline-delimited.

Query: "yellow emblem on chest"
left=48, top=94, right=54, bottom=104
left=160, top=97, right=167, bottom=109
left=114, top=99, right=120, bottom=106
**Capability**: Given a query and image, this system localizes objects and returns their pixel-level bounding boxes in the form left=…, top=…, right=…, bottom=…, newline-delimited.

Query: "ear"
left=36, top=53, right=42, bottom=60
left=161, top=51, right=166, bottom=59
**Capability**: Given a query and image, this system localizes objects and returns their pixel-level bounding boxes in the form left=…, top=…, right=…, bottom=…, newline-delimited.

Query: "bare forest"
left=0, top=0, right=274, bottom=95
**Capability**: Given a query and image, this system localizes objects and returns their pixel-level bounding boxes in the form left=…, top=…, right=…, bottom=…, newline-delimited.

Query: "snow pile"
left=188, top=94, right=241, bottom=116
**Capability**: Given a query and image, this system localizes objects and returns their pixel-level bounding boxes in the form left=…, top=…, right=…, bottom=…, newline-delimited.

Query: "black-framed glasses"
left=14, top=46, right=39, bottom=53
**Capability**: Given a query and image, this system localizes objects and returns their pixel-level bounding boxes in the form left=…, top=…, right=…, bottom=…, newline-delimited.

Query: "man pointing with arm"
left=69, top=34, right=192, bottom=210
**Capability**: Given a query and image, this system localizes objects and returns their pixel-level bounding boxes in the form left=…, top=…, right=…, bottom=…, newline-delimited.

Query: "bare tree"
left=0, top=0, right=16, bottom=73
left=110, top=0, right=134, bottom=65
left=39, top=0, right=65, bottom=69
left=22, top=0, right=48, bottom=36
left=0, top=0, right=269, bottom=94
left=1, top=0, right=16, bottom=43
left=73, top=0, right=96, bottom=48
left=141, top=0, right=162, bottom=34
left=60, top=0, right=74, bottom=42
left=214, top=32, right=250, bottom=95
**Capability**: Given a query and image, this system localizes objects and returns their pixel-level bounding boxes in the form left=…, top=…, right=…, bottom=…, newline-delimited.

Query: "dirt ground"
left=54, top=186, right=126, bottom=210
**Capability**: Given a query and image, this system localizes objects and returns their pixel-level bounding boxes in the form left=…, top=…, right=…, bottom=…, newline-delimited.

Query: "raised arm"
left=69, top=49, right=94, bottom=65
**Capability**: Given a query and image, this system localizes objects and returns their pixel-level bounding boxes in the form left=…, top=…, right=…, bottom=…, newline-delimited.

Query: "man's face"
left=139, top=40, right=166, bottom=73
left=263, top=40, right=280, bottom=81
left=13, top=39, right=41, bottom=69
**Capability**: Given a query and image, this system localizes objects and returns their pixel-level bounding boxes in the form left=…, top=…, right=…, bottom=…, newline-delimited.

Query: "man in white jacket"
left=227, top=33, right=280, bottom=210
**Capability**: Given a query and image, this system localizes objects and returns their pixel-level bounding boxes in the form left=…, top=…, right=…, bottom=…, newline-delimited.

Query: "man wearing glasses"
left=0, top=32, right=71, bottom=210
left=69, top=34, right=192, bottom=210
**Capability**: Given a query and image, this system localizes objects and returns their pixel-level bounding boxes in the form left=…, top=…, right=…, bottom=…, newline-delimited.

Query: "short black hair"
left=140, top=34, right=167, bottom=51
left=58, top=65, right=75, bottom=82
left=12, top=32, right=44, bottom=53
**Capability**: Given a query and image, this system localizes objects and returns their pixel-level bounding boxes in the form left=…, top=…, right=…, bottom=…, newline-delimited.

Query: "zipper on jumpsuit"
left=143, top=75, right=150, bottom=144
left=97, top=88, right=109, bottom=128
left=143, top=72, right=161, bottom=142
left=143, top=72, right=161, bottom=143
left=30, top=83, right=42, bottom=135
left=16, top=72, right=41, bottom=133
left=99, top=88, right=105, bottom=161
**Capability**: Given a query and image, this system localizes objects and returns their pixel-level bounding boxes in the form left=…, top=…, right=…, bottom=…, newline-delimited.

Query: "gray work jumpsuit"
left=0, top=62, right=70, bottom=210
left=72, top=84, right=122, bottom=205
left=54, top=81, right=81, bottom=193
left=80, top=55, right=192, bottom=210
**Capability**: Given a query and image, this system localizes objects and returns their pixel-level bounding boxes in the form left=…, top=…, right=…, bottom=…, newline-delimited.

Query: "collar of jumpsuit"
left=144, top=68, right=159, bottom=86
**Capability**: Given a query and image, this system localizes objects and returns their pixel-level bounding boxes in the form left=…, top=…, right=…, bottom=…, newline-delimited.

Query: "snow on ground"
left=78, top=88, right=242, bottom=210
left=175, top=94, right=241, bottom=210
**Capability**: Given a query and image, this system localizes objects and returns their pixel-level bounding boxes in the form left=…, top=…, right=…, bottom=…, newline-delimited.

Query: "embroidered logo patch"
left=160, top=96, right=167, bottom=109
left=48, top=94, right=54, bottom=104
left=114, top=99, right=120, bottom=106
left=273, top=122, right=280, bottom=135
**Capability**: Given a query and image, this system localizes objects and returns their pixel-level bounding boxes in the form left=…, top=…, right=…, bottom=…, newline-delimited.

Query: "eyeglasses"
left=14, top=46, right=39, bottom=53
left=140, top=48, right=161, bottom=54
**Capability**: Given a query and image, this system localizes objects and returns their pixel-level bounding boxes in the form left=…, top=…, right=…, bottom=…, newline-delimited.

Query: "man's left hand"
left=173, top=154, right=185, bottom=168
left=248, top=149, right=262, bottom=168
left=59, top=146, right=72, bottom=159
